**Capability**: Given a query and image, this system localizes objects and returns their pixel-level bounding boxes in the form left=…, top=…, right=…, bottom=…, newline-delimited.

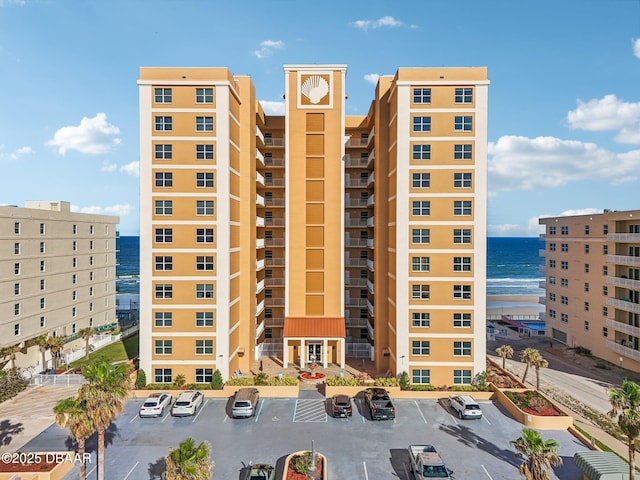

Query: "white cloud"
left=567, top=94, right=640, bottom=132
left=488, top=135, right=640, bottom=192
left=120, top=161, right=139, bottom=176
left=364, top=74, right=380, bottom=85
left=0, top=0, right=27, bottom=5
left=488, top=217, right=544, bottom=237
left=633, top=38, right=640, bottom=59
left=47, top=113, right=121, bottom=155
left=253, top=39, right=284, bottom=59
left=259, top=100, right=286, bottom=115
left=0, top=145, right=32, bottom=160
left=71, top=203, right=132, bottom=216
left=100, top=160, right=118, bottom=172
left=352, top=16, right=416, bottom=31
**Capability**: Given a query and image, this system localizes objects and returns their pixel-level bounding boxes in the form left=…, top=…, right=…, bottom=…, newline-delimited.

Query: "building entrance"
left=308, top=343, right=322, bottom=364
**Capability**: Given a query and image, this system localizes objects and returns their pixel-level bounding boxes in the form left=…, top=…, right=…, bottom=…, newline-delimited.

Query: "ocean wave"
left=487, top=277, right=545, bottom=283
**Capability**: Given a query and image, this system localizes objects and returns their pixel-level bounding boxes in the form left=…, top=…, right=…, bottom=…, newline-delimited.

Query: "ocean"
left=116, top=236, right=545, bottom=297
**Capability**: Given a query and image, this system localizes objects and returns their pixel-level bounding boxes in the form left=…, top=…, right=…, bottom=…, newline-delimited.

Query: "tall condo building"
left=138, top=65, right=489, bottom=386
left=0, top=201, right=119, bottom=369
left=540, top=210, right=640, bottom=371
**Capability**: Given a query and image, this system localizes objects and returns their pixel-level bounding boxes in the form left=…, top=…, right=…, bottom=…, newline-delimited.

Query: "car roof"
left=333, top=394, right=350, bottom=401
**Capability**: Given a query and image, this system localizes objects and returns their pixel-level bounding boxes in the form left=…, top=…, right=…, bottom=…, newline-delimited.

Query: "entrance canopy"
left=283, top=317, right=346, bottom=338
left=282, top=317, right=346, bottom=369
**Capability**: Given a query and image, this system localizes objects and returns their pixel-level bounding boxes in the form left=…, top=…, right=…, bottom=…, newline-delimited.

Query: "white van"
left=231, top=388, right=259, bottom=418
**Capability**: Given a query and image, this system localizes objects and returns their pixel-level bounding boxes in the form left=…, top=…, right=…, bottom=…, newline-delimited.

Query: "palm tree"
left=78, top=360, right=131, bottom=480
left=608, top=380, right=640, bottom=479
left=33, top=335, right=50, bottom=371
left=520, top=347, right=539, bottom=385
left=1, top=343, right=21, bottom=369
left=511, top=427, right=562, bottom=480
left=531, top=352, right=549, bottom=391
left=163, top=437, right=213, bottom=480
left=47, top=336, right=66, bottom=370
left=78, top=327, right=95, bottom=359
left=496, top=344, right=514, bottom=369
left=54, top=396, right=94, bottom=480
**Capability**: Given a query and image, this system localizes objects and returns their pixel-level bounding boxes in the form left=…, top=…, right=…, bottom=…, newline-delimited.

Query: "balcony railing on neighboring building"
left=345, top=198, right=368, bottom=208
left=606, top=318, right=640, bottom=338
left=344, top=278, right=367, bottom=287
left=265, top=238, right=285, bottom=246
left=265, top=178, right=285, bottom=187
left=367, top=299, right=374, bottom=316
left=366, top=216, right=374, bottom=227
left=264, top=136, right=285, bottom=147
left=345, top=298, right=367, bottom=307
left=256, top=299, right=264, bottom=315
left=345, top=318, right=368, bottom=327
left=538, top=265, right=546, bottom=272
left=256, top=125, right=265, bottom=144
left=256, top=216, right=265, bottom=227
left=607, top=339, right=640, bottom=362
left=345, top=178, right=368, bottom=188
left=265, top=157, right=284, bottom=167
left=539, top=296, right=546, bottom=305
left=264, top=297, right=284, bottom=306
left=345, top=258, right=367, bottom=267
left=538, top=249, right=545, bottom=257
left=265, top=218, right=285, bottom=226
left=607, top=297, right=640, bottom=314
left=265, top=257, right=285, bottom=266
left=256, top=259, right=265, bottom=271
left=345, top=137, right=369, bottom=148
left=346, top=238, right=367, bottom=247
left=367, top=239, right=374, bottom=249
left=265, top=198, right=285, bottom=206
left=607, top=255, right=640, bottom=267
left=265, top=277, right=285, bottom=286
left=345, top=219, right=367, bottom=227
left=367, top=172, right=375, bottom=186
left=256, top=279, right=265, bottom=294
left=606, top=275, right=640, bottom=290
left=256, top=238, right=265, bottom=249
left=265, top=318, right=285, bottom=327
left=256, top=194, right=265, bottom=207
left=539, top=280, right=546, bottom=289
left=607, top=233, right=640, bottom=242
left=367, top=259, right=374, bottom=271
left=256, top=172, right=265, bottom=185
left=256, top=149, right=264, bottom=165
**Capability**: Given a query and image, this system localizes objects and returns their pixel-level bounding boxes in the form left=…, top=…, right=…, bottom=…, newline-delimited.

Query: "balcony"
left=367, top=172, right=375, bottom=186
left=345, top=177, right=368, bottom=188
left=265, top=157, right=284, bottom=167
left=265, top=217, right=285, bottom=227
left=344, top=278, right=367, bottom=287
left=367, top=216, right=374, bottom=227
left=606, top=318, right=640, bottom=337
left=368, top=126, right=375, bottom=145
left=345, top=198, right=368, bottom=208
left=367, top=194, right=375, bottom=207
left=255, top=320, right=264, bottom=338
left=367, top=299, right=374, bottom=316
left=367, top=239, right=374, bottom=249
left=264, top=136, right=285, bottom=147
left=256, top=125, right=265, bottom=144
left=608, top=233, right=640, bottom=242
left=345, top=137, right=368, bottom=148
left=265, top=257, right=285, bottom=266
left=265, top=277, right=285, bottom=286
left=345, top=155, right=368, bottom=167
left=265, top=198, right=285, bottom=207
left=265, top=237, right=285, bottom=246
left=367, top=259, right=374, bottom=271
left=539, top=280, right=546, bottom=289
left=256, top=216, right=265, bottom=227
left=538, top=296, right=546, bottom=305
left=346, top=318, right=368, bottom=327
left=256, top=149, right=264, bottom=165
left=538, top=249, right=546, bottom=257
left=265, top=317, right=285, bottom=327
left=256, top=194, right=265, bottom=207
left=345, top=298, right=367, bottom=307
left=265, top=178, right=285, bottom=187
left=367, top=320, right=374, bottom=338
left=607, top=275, right=640, bottom=290
left=256, top=259, right=265, bottom=271
left=607, top=255, right=640, bottom=267
left=256, top=279, right=265, bottom=294
left=367, top=149, right=375, bottom=166
left=256, top=299, right=264, bottom=315
left=346, top=238, right=367, bottom=247
left=607, top=297, right=640, bottom=314
left=539, top=234, right=546, bottom=240
left=345, top=218, right=367, bottom=228
left=538, top=265, right=546, bottom=273
left=367, top=279, right=374, bottom=293
left=256, top=172, right=265, bottom=186
left=345, top=258, right=367, bottom=267
left=256, top=238, right=265, bottom=249
left=607, top=340, right=640, bottom=362
left=265, top=297, right=284, bottom=306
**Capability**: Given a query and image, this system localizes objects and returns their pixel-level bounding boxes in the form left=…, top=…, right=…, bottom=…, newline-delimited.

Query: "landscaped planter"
left=324, top=385, right=400, bottom=398
left=494, top=388, right=573, bottom=430
left=282, top=450, right=327, bottom=480
left=0, top=452, right=75, bottom=480
left=131, top=383, right=299, bottom=399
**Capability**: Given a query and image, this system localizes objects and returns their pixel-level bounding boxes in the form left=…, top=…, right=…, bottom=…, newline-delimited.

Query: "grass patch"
left=573, top=424, right=639, bottom=470
left=70, top=334, right=139, bottom=369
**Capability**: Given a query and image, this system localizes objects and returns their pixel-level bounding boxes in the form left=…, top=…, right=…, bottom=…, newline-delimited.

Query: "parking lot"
left=23, top=393, right=587, bottom=479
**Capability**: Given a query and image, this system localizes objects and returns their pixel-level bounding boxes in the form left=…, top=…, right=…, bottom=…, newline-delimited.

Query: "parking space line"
left=161, top=411, right=170, bottom=423
left=86, top=465, right=97, bottom=478
left=255, top=398, right=265, bottom=422
left=414, top=400, right=428, bottom=424
left=449, top=413, right=458, bottom=425
left=192, top=399, right=208, bottom=423
left=128, top=414, right=138, bottom=424
left=481, top=464, right=494, bottom=479
left=363, top=461, right=369, bottom=480
left=483, top=414, right=492, bottom=425
left=123, top=461, right=139, bottom=480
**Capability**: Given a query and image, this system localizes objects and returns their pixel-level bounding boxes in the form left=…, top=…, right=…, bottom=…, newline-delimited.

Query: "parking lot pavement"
left=17, top=395, right=588, bottom=480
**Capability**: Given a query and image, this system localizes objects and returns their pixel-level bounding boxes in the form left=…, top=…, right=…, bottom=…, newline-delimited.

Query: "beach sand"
left=487, top=294, right=544, bottom=317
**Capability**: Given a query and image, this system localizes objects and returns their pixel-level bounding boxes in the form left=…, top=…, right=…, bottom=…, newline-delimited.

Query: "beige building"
left=138, top=65, right=489, bottom=386
left=540, top=210, right=640, bottom=371
left=0, top=201, right=119, bottom=370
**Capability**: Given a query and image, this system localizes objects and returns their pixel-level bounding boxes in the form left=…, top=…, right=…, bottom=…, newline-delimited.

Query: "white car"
left=171, top=390, right=204, bottom=417
left=139, top=393, right=172, bottom=418
left=448, top=394, right=482, bottom=419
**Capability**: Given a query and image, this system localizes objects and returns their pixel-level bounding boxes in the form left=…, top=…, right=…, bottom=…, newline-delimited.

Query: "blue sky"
left=1, top=0, right=639, bottom=236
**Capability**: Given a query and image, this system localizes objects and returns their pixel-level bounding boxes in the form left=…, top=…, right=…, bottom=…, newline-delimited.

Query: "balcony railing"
left=345, top=137, right=369, bottom=148
left=607, top=298, right=640, bottom=314
left=607, top=340, right=640, bottom=362
left=367, top=149, right=375, bottom=165
left=256, top=125, right=265, bottom=144
left=606, top=276, right=640, bottom=290
left=256, top=279, right=265, bottom=294
left=367, top=299, right=374, bottom=317
left=255, top=320, right=264, bottom=339
left=345, top=178, right=368, bottom=188
left=538, top=265, right=546, bottom=272
left=539, top=280, right=546, bottom=289
left=367, top=216, right=374, bottom=227
left=264, top=137, right=285, bottom=146
left=256, top=172, right=265, bottom=186
left=367, top=239, right=374, bottom=249
left=256, top=149, right=264, bottom=165
left=256, top=238, right=265, bottom=249
left=256, top=299, right=264, bottom=315
left=346, top=238, right=367, bottom=247
left=265, top=238, right=285, bottom=246
left=256, top=194, right=265, bottom=207
left=539, top=296, right=546, bottom=305
left=345, top=155, right=368, bottom=167
left=345, top=198, right=368, bottom=208
left=345, top=298, right=367, bottom=307
left=256, top=216, right=265, bottom=227
left=265, top=218, right=285, bottom=226
left=367, top=172, right=375, bottom=186
left=344, top=278, right=367, bottom=287
left=265, top=277, right=285, bottom=286
left=367, top=259, right=374, bottom=271
left=607, top=255, right=640, bottom=267
left=265, top=157, right=284, bottom=167
left=265, top=318, right=285, bottom=327
left=345, top=258, right=368, bottom=267
left=606, top=318, right=640, bottom=338
left=256, top=259, right=265, bottom=270
left=538, top=249, right=546, bottom=257
left=264, top=297, right=284, bottom=306
left=346, top=318, right=368, bottom=327
left=367, top=279, right=374, bottom=293
left=265, top=198, right=285, bottom=206
left=265, top=257, right=285, bottom=266
left=608, top=233, right=640, bottom=242
left=367, top=195, right=375, bottom=206
left=265, top=178, right=285, bottom=187
left=345, top=219, right=367, bottom=227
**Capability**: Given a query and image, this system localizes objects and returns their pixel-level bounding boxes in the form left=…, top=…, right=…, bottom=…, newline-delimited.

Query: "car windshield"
left=143, top=401, right=158, bottom=407
left=235, top=401, right=250, bottom=407
left=422, top=465, right=448, bottom=477
left=175, top=401, right=191, bottom=406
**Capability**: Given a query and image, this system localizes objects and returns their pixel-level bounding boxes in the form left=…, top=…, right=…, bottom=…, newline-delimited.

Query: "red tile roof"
left=283, top=317, right=346, bottom=338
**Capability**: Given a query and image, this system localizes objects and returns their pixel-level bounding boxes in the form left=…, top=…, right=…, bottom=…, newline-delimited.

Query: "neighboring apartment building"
left=138, top=65, right=488, bottom=386
left=540, top=210, right=640, bottom=372
left=0, top=201, right=119, bottom=370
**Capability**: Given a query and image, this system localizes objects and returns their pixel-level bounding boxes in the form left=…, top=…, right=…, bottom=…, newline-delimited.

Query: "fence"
left=346, top=343, right=373, bottom=359
left=29, top=374, right=86, bottom=386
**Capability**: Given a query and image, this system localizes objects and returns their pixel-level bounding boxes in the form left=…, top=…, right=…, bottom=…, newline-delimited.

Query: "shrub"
left=135, top=369, right=147, bottom=389
left=0, top=368, right=28, bottom=403
left=408, top=384, right=436, bottom=391
left=267, top=375, right=298, bottom=386
left=326, top=376, right=360, bottom=386
left=255, top=372, right=268, bottom=386
left=449, top=385, right=481, bottom=392
left=398, top=371, right=410, bottom=390
left=225, top=377, right=255, bottom=386
left=210, top=369, right=223, bottom=390
left=173, top=374, right=186, bottom=389
left=574, top=346, right=592, bottom=356
left=374, top=377, right=398, bottom=387
left=291, top=451, right=320, bottom=475
left=186, top=383, right=212, bottom=390
left=145, top=383, right=177, bottom=390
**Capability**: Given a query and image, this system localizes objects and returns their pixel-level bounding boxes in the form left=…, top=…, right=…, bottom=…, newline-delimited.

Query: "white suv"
left=139, top=392, right=172, bottom=418
left=171, top=390, right=204, bottom=417
left=448, top=394, right=482, bottom=419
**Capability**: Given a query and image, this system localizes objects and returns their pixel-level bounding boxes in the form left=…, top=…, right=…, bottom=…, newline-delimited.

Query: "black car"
left=330, top=394, right=352, bottom=417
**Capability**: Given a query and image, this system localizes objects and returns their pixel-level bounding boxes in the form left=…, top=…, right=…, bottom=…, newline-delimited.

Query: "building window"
left=155, top=340, right=172, bottom=355
left=72, top=291, right=77, bottom=301
left=412, top=173, right=430, bottom=188
left=454, top=116, right=472, bottom=131
left=561, top=243, right=568, bottom=252
left=561, top=226, right=569, bottom=235
left=455, top=87, right=473, bottom=103
left=549, top=276, right=556, bottom=285
left=412, top=201, right=430, bottom=216
left=548, top=309, right=556, bottom=318
left=603, top=224, right=609, bottom=234
left=14, top=222, right=20, bottom=234
left=155, top=172, right=173, bottom=187
left=584, top=263, right=589, bottom=273
left=453, top=229, right=472, bottom=244
left=454, top=144, right=472, bottom=160
left=603, top=286, right=608, bottom=296
left=14, top=283, right=20, bottom=295
left=14, top=304, right=20, bottom=316
left=561, top=313, right=568, bottom=323
left=412, top=285, right=430, bottom=300
left=155, top=369, right=172, bottom=383
left=155, top=200, right=173, bottom=215
left=584, top=282, right=589, bottom=292
left=453, top=257, right=471, bottom=272
left=196, top=172, right=214, bottom=188
left=453, top=200, right=472, bottom=216
left=453, top=285, right=472, bottom=300
left=196, top=312, right=214, bottom=327
left=154, top=312, right=172, bottom=327
left=265, top=328, right=273, bottom=339
left=561, top=278, right=568, bottom=287
left=155, top=144, right=173, bottom=160
left=196, top=228, right=214, bottom=243
left=549, top=293, right=556, bottom=302
left=89, top=240, right=94, bottom=250
left=561, top=296, right=568, bottom=305
left=196, top=256, right=214, bottom=271
left=549, top=226, right=556, bottom=235
left=14, top=323, right=20, bottom=336
left=195, top=88, right=214, bottom=103
left=40, top=260, right=46, bottom=272
left=155, top=256, right=173, bottom=271
left=155, top=116, right=172, bottom=131
left=549, top=243, right=556, bottom=252
left=196, top=284, right=214, bottom=299
left=196, top=144, right=214, bottom=160
left=603, top=245, right=609, bottom=254
left=412, top=341, right=430, bottom=356
left=584, top=302, right=589, bottom=311
left=412, top=229, right=430, bottom=244
left=14, top=242, right=20, bottom=255
left=453, top=369, right=472, bottom=385
left=585, top=225, right=590, bottom=235
left=561, top=261, right=568, bottom=270
left=412, top=369, right=430, bottom=384
left=73, top=241, right=78, bottom=251
left=411, top=257, right=430, bottom=272
left=89, top=287, right=93, bottom=296
left=603, top=306, right=608, bottom=317
left=40, top=242, right=45, bottom=253
left=584, top=244, right=590, bottom=254
left=155, top=228, right=173, bottom=243
left=584, top=321, right=590, bottom=331
left=454, top=313, right=471, bottom=327
left=413, top=116, right=431, bottom=132
left=453, top=341, right=472, bottom=356
left=195, top=116, right=214, bottom=132
left=39, top=223, right=45, bottom=234
left=14, top=263, right=20, bottom=275
left=195, top=340, right=213, bottom=355
left=155, top=284, right=173, bottom=299
left=154, top=87, right=172, bottom=103
left=603, top=327, right=608, bottom=337
left=40, top=298, right=45, bottom=309
left=413, top=88, right=431, bottom=103
left=453, top=172, right=472, bottom=188
left=40, top=316, right=45, bottom=327
left=412, top=144, right=431, bottom=160
left=411, top=313, right=430, bottom=327
left=195, top=368, right=213, bottom=383
left=196, top=200, right=214, bottom=216
left=603, top=265, right=608, bottom=276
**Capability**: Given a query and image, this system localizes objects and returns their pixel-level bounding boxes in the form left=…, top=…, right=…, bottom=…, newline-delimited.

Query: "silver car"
left=448, top=394, right=482, bottom=419
left=139, top=393, right=172, bottom=418
left=171, top=390, right=204, bottom=417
